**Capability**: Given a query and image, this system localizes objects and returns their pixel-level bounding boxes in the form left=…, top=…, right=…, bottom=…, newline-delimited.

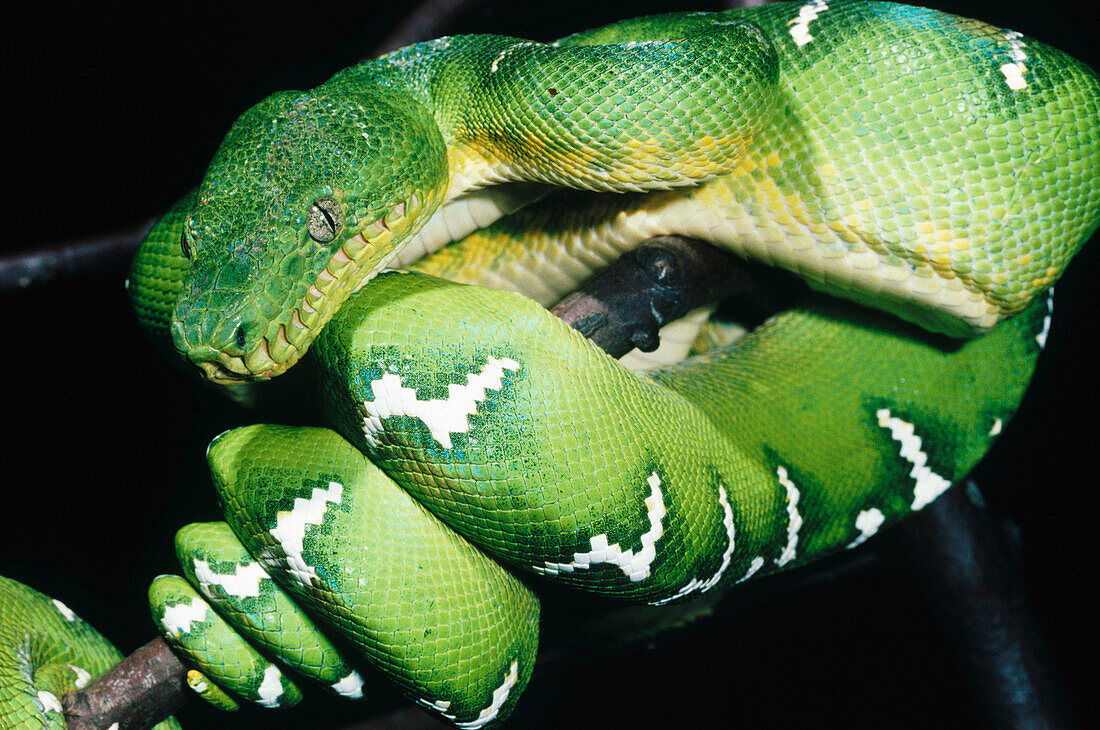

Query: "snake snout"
left=171, top=309, right=290, bottom=384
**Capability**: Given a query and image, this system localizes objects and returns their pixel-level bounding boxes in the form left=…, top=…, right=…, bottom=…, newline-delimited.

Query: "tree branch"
left=0, top=0, right=491, bottom=297
left=895, top=483, right=1078, bottom=729
left=62, top=638, right=191, bottom=730
left=0, top=218, right=156, bottom=295
left=60, top=236, right=1074, bottom=729
left=551, top=235, right=758, bottom=358
left=59, top=237, right=766, bottom=728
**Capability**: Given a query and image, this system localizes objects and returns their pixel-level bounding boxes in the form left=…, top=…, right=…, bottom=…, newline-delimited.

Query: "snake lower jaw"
left=190, top=338, right=298, bottom=384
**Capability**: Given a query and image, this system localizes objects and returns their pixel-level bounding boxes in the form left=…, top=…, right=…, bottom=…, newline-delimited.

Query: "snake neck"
left=139, top=1, right=1100, bottom=384
left=161, top=19, right=778, bottom=383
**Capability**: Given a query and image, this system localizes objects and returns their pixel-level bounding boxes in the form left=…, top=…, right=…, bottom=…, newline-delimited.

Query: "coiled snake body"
left=3, top=2, right=1097, bottom=728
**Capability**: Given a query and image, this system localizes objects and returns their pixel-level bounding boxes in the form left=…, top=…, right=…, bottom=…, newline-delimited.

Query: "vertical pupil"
left=319, top=205, right=335, bottom=231
left=180, top=231, right=191, bottom=259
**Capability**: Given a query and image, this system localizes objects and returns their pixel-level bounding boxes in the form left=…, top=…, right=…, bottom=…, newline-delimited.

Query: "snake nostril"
left=235, top=325, right=247, bottom=350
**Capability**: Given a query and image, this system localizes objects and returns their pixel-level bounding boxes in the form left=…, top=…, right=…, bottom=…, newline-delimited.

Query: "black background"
left=1, top=1, right=1095, bottom=727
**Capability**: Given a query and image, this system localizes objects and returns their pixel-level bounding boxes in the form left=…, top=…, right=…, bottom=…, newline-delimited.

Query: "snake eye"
left=180, top=230, right=193, bottom=260
left=307, top=196, right=344, bottom=243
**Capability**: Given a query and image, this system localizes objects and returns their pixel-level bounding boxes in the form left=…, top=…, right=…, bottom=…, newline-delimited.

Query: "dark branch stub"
left=551, top=236, right=756, bottom=359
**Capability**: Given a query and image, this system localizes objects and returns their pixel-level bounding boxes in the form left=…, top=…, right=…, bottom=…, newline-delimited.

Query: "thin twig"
left=370, top=0, right=489, bottom=57
left=0, top=218, right=156, bottom=295
left=0, top=0, right=489, bottom=297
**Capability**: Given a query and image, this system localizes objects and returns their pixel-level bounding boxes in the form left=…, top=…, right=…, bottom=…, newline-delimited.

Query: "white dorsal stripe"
left=332, top=671, right=366, bottom=699
left=454, top=660, right=520, bottom=730
left=774, top=466, right=803, bottom=567
left=160, top=596, right=210, bottom=636
left=193, top=558, right=270, bottom=598
left=846, top=508, right=886, bottom=549
left=269, top=481, right=344, bottom=587
left=650, top=485, right=735, bottom=605
left=362, top=357, right=520, bottom=449
left=536, top=472, right=666, bottom=582
left=876, top=409, right=952, bottom=510
left=256, top=664, right=285, bottom=708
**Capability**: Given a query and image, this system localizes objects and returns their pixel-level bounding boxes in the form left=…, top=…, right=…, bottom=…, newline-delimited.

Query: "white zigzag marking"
left=417, top=697, right=452, bottom=715
left=160, top=596, right=209, bottom=636
left=535, top=473, right=665, bottom=582
left=51, top=599, right=77, bottom=622
left=774, top=466, right=802, bottom=567
left=269, top=481, right=343, bottom=587
left=736, top=556, right=766, bottom=584
left=418, top=661, right=519, bottom=729
left=362, top=357, right=520, bottom=448
left=256, top=664, right=285, bottom=708
left=37, top=690, right=61, bottom=714
left=68, top=664, right=91, bottom=689
left=789, top=1, right=829, bottom=47
left=193, top=558, right=270, bottom=598
left=455, top=660, right=520, bottom=729
left=332, top=671, right=365, bottom=699
left=1000, top=30, right=1030, bottom=90
left=876, top=409, right=952, bottom=510
left=846, top=508, right=885, bottom=549
left=1036, top=287, right=1054, bottom=349
left=650, top=486, right=735, bottom=605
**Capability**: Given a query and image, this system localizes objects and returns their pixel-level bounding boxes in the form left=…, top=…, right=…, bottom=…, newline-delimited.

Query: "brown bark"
left=62, top=638, right=190, bottom=730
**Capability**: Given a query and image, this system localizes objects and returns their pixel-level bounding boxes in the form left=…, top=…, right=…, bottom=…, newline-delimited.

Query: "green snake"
left=3, top=2, right=1098, bottom=727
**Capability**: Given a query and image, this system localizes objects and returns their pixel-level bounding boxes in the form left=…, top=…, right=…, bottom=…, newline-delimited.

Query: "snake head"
left=171, top=85, right=448, bottom=383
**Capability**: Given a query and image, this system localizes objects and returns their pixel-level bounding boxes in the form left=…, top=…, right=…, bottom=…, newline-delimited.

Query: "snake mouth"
left=190, top=252, right=366, bottom=385
left=181, top=185, right=554, bottom=384
left=191, top=336, right=295, bottom=384
left=183, top=201, right=418, bottom=385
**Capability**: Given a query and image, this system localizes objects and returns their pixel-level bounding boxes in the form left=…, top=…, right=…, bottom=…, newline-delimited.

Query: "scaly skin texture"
left=0, top=576, right=182, bottom=729
left=143, top=267, right=1048, bottom=727
left=314, top=272, right=1043, bottom=601
left=110, top=2, right=1100, bottom=728
left=124, top=1, right=1100, bottom=382
left=152, top=426, right=539, bottom=727
left=165, top=19, right=777, bottom=382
